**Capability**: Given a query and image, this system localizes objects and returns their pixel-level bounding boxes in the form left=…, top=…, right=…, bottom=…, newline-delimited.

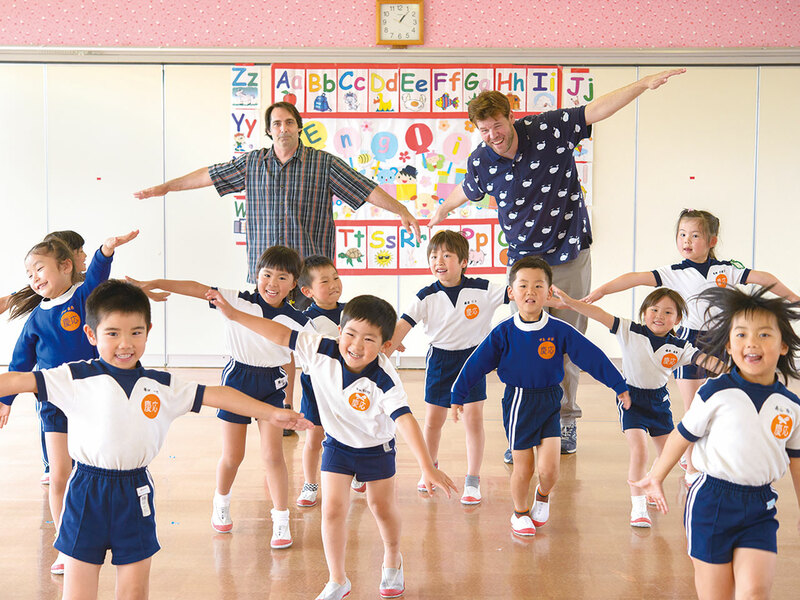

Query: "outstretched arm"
left=583, top=271, right=657, bottom=303
left=694, top=352, right=727, bottom=375
left=384, top=320, right=413, bottom=357
left=134, top=167, right=213, bottom=200
left=629, top=428, right=691, bottom=514
left=101, top=229, right=140, bottom=258
left=395, top=412, right=457, bottom=498
left=202, top=385, right=312, bottom=431
left=364, top=187, right=421, bottom=243
left=206, top=289, right=292, bottom=346
left=126, top=276, right=209, bottom=300
left=745, top=270, right=800, bottom=303
left=551, top=285, right=615, bottom=330
left=0, top=372, right=39, bottom=429
left=427, top=184, right=470, bottom=229
left=789, top=457, right=800, bottom=535
left=584, top=68, right=686, bottom=125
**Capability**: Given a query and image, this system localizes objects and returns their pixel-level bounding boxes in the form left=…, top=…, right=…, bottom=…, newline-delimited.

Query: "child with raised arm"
left=585, top=208, right=799, bottom=482
left=207, top=289, right=457, bottom=600
left=385, top=230, right=507, bottom=505
left=0, top=280, right=311, bottom=600
left=553, top=286, right=722, bottom=528
left=452, top=256, right=630, bottom=537
left=295, top=255, right=368, bottom=508
left=633, top=286, right=800, bottom=600
left=1, top=229, right=140, bottom=574
left=127, top=245, right=312, bottom=547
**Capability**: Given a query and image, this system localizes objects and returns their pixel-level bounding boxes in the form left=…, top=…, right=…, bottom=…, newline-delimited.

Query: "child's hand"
left=629, top=475, right=668, bottom=514
left=581, top=288, right=604, bottom=303
left=618, top=391, right=631, bottom=410
left=549, top=285, right=570, bottom=309
left=0, top=403, right=11, bottom=429
left=206, top=289, right=236, bottom=320
left=269, top=407, right=314, bottom=432
left=125, top=276, right=170, bottom=302
left=450, top=404, right=463, bottom=423
left=421, top=467, right=458, bottom=499
left=102, top=230, right=140, bottom=256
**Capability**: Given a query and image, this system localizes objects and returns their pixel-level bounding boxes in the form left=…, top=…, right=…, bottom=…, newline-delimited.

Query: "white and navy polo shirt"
left=652, top=259, right=750, bottom=330
left=462, top=106, right=592, bottom=266
left=401, top=277, right=508, bottom=351
left=288, top=331, right=410, bottom=449
left=33, top=359, right=204, bottom=470
left=211, top=288, right=313, bottom=367
left=304, top=302, right=344, bottom=338
left=610, top=317, right=700, bottom=389
left=678, top=369, right=800, bottom=486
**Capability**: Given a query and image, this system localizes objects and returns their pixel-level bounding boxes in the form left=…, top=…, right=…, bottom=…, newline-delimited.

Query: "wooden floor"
left=1, top=369, right=799, bottom=599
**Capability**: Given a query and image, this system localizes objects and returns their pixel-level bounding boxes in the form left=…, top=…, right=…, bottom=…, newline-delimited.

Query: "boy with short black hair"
left=452, top=257, right=630, bottom=537
left=386, top=229, right=508, bottom=505
left=0, top=280, right=311, bottom=600
left=206, top=290, right=457, bottom=600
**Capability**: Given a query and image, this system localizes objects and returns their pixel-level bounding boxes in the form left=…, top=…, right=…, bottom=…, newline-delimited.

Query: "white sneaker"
left=685, top=471, right=701, bottom=487
left=416, top=477, right=436, bottom=493
left=40, top=472, right=50, bottom=486
left=531, top=487, right=550, bottom=527
left=296, top=487, right=318, bottom=507
left=461, top=484, right=481, bottom=505
left=379, top=555, right=404, bottom=598
left=630, top=506, right=652, bottom=528
left=510, top=513, right=536, bottom=536
left=50, top=552, right=67, bottom=575
left=270, top=509, right=292, bottom=549
left=316, top=577, right=352, bottom=600
left=351, top=477, right=366, bottom=493
left=211, top=497, right=233, bottom=533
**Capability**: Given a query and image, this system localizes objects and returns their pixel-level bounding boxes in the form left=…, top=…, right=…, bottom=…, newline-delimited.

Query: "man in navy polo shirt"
left=428, top=69, right=684, bottom=455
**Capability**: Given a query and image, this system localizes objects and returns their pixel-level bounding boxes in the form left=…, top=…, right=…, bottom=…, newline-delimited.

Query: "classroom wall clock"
left=376, top=0, right=424, bottom=46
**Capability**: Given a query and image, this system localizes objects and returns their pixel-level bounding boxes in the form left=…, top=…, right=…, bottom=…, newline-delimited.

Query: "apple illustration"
left=282, top=90, right=297, bottom=105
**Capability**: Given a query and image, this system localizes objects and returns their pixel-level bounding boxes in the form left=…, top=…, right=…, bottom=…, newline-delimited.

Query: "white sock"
left=271, top=508, right=290, bottom=522
left=214, top=490, right=232, bottom=504
left=631, top=495, right=647, bottom=512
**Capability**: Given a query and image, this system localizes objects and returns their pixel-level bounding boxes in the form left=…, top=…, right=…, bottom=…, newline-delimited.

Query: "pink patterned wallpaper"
left=1, top=0, right=798, bottom=48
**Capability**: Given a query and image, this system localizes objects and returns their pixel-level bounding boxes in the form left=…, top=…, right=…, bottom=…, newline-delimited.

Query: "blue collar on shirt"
left=68, top=358, right=171, bottom=399
left=629, top=322, right=687, bottom=352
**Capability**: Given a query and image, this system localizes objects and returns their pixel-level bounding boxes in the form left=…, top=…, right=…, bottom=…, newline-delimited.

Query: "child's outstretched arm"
left=745, top=271, right=800, bottom=303
left=629, top=429, right=691, bottom=514
left=394, top=412, right=458, bottom=498
left=101, top=229, right=140, bottom=257
left=384, top=320, right=412, bottom=357
left=206, top=289, right=292, bottom=346
left=790, top=457, right=800, bottom=535
left=126, top=276, right=209, bottom=300
left=202, top=385, right=313, bottom=432
left=583, top=271, right=657, bottom=303
left=0, top=294, right=10, bottom=315
left=552, top=285, right=615, bottom=329
left=0, top=372, right=38, bottom=428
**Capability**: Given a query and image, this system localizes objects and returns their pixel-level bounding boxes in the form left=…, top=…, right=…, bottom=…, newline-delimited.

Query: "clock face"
left=379, top=3, right=421, bottom=42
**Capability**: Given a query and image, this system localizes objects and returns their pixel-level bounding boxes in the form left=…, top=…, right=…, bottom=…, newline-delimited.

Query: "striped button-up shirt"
left=209, top=144, right=375, bottom=282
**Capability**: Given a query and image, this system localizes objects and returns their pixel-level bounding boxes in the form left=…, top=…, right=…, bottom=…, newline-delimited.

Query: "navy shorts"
left=502, top=385, right=562, bottom=451
left=617, top=385, right=674, bottom=437
left=685, top=473, right=779, bottom=564
left=299, top=372, right=322, bottom=427
left=673, top=327, right=706, bottom=380
left=56, top=463, right=160, bottom=565
left=426, top=346, right=486, bottom=408
left=217, top=360, right=287, bottom=425
left=321, top=435, right=396, bottom=482
left=37, top=398, right=68, bottom=433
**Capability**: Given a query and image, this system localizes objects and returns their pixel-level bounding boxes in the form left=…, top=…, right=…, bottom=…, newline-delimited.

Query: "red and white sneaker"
left=270, top=509, right=292, bottom=549
left=531, top=486, right=550, bottom=527
left=460, top=485, right=481, bottom=505
left=350, top=477, right=366, bottom=493
left=510, top=513, right=536, bottom=537
left=40, top=472, right=50, bottom=486
left=296, top=486, right=318, bottom=507
left=379, top=556, right=404, bottom=598
left=211, top=497, right=232, bottom=533
left=50, top=553, right=66, bottom=575
left=630, top=506, right=652, bottom=528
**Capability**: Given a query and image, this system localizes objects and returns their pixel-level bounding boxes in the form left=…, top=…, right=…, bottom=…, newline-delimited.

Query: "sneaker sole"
left=211, top=522, right=233, bottom=533
left=270, top=539, right=293, bottom=549
left=630, top=518, right=652, bottom=528
left=532, top=519, right=547, bottom=527
left=351, top=486, right=366, bottom=493
left=50, top=564, right=65, bottom=575
left=511, top=527, right=536, bottom=537
left=379, top=588, right=404, bottom=598
left=461, top=496, right=481, bottom=505
left=296, top=499, right=318, bottom=507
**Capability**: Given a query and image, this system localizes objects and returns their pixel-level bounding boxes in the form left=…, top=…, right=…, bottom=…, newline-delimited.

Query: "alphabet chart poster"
left=269, top=63, right=594, bottom=275
left=230, top=64, right=261, bottom=246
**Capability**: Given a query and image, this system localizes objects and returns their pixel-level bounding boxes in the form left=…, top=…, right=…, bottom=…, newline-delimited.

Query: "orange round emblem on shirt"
left=141, top=394, right=161, bottom=419
left=60, top=310, right=81, bottom=332
left=538, top=341, right=556, bottom=360
left=348, top=392, right=370, bottom=412
left=715, top=273, right=728, bottom=287
left=464, top=304, right=479, bottom=319
left=661, top=353, right=678, bottom=368
left=771, top=414, right=793, bottom=440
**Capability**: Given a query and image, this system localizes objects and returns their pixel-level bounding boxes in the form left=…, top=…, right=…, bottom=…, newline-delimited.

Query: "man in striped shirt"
left=135, top=101, right=421, bottom=286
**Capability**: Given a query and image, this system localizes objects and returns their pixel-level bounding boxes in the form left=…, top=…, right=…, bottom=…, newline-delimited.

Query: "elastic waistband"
left=76, top=463, right=149, bottom=478
left=324, top=434, right=396, bottom=454
left=628, top=384, right=668, bottom=399
left=227, top=360, right=285, bottom=375
left=702, top=474, right=774, bottom=496
left=430, top=345, right=477, bottom=356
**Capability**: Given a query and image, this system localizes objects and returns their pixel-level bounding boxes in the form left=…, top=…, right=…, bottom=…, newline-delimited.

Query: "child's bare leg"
left=732, top=548, right=776, bottom=600
left=257, top=419, right=288, bottom=510
left=302, top=426, right=325, bottom=484
left=624, top=429, right=649, bottom=496
left=215, top=422, right=247, bottom=495
left=676, top=378, right=704, bottom=473
left=115, top=557, right=152, bottom=600
left=422, top=404, right=448, bottom=465
left=44, top=431, right=71, bottom=531
left=321, top=472, right=352, bottom=584
left=509, top=448, right=535, bottom=512
left=534, top=437, right=560, bottom=495
left=652, top=433, right=669, bottom=457
left=463, top=401, right=485, bottom=477
left=691, top=558, right=735, bottom=600
left=366, top=477, right=402, bottom=569
left=62, top=556, right=101, bottom=600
